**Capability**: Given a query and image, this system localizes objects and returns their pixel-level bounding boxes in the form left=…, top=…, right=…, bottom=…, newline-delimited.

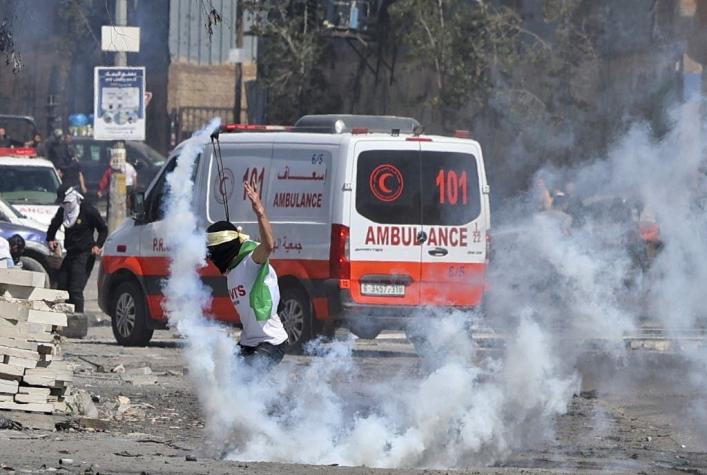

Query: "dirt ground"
left=1, top=275, right=707, bottom=474
left=1, top=325, right=706, bottom=474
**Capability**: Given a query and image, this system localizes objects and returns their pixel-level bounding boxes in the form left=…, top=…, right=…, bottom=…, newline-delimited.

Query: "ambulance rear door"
left=349, top=139, right=423, bottom=306
left=418, top=140, right=487, bottom=307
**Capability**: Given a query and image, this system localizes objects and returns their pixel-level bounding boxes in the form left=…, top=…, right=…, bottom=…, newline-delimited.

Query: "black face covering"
left=207, top=240, right=242, bottom=274
left=206, top=221, right=243, bottom=274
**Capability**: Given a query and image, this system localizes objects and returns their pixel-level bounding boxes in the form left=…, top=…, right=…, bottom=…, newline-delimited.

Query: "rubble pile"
left=0, top=268, right=73, bottom=414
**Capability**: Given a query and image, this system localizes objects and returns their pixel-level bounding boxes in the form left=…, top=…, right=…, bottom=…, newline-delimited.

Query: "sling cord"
left=210, top=130, right=230, bottom=222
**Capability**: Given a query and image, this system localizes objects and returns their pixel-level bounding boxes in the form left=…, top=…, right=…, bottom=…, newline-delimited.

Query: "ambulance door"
left=269, top=143, right=333, bottom=267
left=418, top=141, right=487, bottom=307
left=349, top=140, right=423, bottom=306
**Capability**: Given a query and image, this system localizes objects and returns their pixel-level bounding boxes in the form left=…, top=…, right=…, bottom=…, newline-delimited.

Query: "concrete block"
left=0, top=337, right=37, bottom=352
left=0, top=301, right=67, bottom=327
left=30, top=301, right=52, bottom=311
left=0, top=394, right=13, bottom=402
left=21, top=373, right=55, bottom=387
left=0, top=300, right=30, bottom=321
left=27, top=309, right=67, bottom=327
left=0, top=378, right=19, bottom=394
left=6, top=356, right=37, bottom=369
left=0, top=363, right=24, bottom=379
left=0, top=400, right=54, bottom=413
left=1, top=287, right=68, bottom=302
left=18, top=386, right=50, bottom=397
left=26, top=366, right=73, bottom=383
left=0, top=268, right=46, bottom=288
left=0, top=344, right=39, bottom=360
left=15, top=392, right=49, bottom=404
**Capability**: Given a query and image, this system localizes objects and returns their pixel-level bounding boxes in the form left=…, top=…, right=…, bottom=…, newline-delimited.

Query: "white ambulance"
left=98, top=115, right=491, bottom=347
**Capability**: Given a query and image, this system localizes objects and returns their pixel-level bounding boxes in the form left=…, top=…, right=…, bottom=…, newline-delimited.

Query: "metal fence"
left=170, top=107, right=235, bottom=146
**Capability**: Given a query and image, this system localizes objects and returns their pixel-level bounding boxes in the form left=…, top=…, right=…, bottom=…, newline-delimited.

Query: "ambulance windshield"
left=356, top=150, right=480, bottom=226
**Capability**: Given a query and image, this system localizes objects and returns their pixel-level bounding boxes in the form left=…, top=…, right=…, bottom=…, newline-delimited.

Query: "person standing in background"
left=47, top=185, right=107, bottom=313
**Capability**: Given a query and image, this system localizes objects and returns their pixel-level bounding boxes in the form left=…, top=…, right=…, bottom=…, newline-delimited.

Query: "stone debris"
left=0, top=268, right=73, bottom=414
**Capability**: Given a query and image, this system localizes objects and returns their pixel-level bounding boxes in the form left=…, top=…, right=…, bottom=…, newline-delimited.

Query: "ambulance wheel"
left=279, top=286, right=314, bottom=351
left=111, top=281, right=153, bottom=346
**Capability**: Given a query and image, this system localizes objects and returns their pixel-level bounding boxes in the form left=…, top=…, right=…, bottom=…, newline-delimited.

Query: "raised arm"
left=244, top=181, right=273, bottom=264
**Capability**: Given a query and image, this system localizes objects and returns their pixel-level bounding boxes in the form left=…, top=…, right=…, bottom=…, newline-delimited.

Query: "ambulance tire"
left=279, top=286, right=314, bottom=353
left=111, top=281, right=153, bottom=347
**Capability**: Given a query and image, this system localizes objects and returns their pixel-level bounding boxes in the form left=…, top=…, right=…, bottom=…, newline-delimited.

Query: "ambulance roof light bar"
left=222, top=124, right=290, bottom=133
left=294, top=114, right=421, bottom=135
left=0, top=147, right=37, bottom=157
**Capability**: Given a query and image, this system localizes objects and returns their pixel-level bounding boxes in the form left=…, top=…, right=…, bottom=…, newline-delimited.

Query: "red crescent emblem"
left=370, top=164, right=404, bottom=202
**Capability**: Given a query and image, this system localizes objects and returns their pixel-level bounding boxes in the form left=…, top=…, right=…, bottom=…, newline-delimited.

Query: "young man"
left=206, top=182, right=288, bottom=367
left=47, top=185, right=108, bottom=313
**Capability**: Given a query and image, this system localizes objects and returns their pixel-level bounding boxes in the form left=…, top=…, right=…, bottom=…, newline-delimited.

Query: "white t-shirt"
left=226, top=253, right=288, bottom=347
left=0, top=237, right=12, bottom=266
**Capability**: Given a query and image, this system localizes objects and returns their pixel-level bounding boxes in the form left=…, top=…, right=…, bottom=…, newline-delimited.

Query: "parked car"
left=0, top=153, right=62, bottom=228
left=70, top=137, right=166, bottom=197
left=0, top=221, right=60, bottom=287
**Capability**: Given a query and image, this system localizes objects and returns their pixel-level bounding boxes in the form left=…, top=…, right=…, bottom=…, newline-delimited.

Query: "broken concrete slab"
left=0, top=400, right=53, bottom=413
left=0, top=269, right=46, bottom=288
left=0, top=287, right=68, bottom=302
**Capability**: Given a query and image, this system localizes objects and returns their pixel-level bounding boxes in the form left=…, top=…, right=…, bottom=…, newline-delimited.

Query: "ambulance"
left=98, top=115, right=491, bottom=347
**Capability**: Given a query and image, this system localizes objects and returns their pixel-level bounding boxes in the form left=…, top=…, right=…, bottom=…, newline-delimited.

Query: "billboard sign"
left=93, top=67, right=145, bottom=141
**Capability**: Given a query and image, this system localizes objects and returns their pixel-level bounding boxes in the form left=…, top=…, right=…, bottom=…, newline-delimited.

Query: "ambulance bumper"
left=335, top=289, right=478, bottom=330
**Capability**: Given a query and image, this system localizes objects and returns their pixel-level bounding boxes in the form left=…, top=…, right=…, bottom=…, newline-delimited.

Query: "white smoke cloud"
left=161, top=96, right=707, bottom=469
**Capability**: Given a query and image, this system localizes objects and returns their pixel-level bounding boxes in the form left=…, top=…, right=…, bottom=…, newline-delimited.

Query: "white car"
left=0, top=155, right=61, bottom=227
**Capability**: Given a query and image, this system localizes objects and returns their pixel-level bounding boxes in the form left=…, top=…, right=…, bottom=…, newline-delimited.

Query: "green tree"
left=388, top=0, right=524, bottom=129
left=243, top=0, right=340, bottom=123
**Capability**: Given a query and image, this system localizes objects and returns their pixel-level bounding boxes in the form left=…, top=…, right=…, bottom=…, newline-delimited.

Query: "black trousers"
left=238, top=341, right=288, bottom=368
left=57, top=251, right=95, bottom=313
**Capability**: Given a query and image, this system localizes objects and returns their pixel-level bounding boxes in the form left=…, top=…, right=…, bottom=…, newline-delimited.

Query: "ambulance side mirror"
left=132, top=190, right=146, bottom=223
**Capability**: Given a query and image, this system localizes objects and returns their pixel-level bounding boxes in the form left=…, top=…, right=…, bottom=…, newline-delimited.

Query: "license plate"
left=360, top=283, right=405, bottom=296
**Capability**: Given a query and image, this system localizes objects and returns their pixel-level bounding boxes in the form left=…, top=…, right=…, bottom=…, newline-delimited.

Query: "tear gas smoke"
left=160, top=120, right=577, bottom=468
left=162, top=96, right=707, bottom=468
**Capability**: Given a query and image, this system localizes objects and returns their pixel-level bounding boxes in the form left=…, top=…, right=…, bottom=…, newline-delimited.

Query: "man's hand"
left=91, top=246, right=102, bottom=256
left=244, top=181, right=264, bottom=216
left=48, top=241, right=58, bottom=252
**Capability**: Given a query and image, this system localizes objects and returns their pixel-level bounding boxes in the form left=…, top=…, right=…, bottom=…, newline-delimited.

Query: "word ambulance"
left=364, top=225, right=472, bottom=247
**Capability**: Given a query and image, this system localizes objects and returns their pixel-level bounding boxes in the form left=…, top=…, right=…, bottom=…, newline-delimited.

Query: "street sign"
left=228, top=48, right=245, bottom=64
left=101, top=26, right=141, bottom=52
left=93, top=67, right=146, bottom=141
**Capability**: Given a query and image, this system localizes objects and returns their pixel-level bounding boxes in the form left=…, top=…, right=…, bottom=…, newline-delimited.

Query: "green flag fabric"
left=228, top=241, right=273, bottom=322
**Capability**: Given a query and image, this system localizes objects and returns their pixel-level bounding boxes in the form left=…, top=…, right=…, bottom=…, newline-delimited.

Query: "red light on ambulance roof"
left=351, top=127, right=369, bottom=135
left=454, top=130, right=471, bottom=139
left=405, top=137, right=432, bottom=142
left=223, top=124, right=289, bottom=132
left=0, top=147, right=37, bottom=157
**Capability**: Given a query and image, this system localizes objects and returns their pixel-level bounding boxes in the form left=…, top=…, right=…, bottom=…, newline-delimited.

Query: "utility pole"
left=108, top=0, right=128, bottom=232
left=234, top=4, right=244, bottom=124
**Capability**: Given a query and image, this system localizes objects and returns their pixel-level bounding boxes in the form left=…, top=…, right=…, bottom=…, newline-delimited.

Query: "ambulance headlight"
left=334, top=120, right=345, bottom=134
